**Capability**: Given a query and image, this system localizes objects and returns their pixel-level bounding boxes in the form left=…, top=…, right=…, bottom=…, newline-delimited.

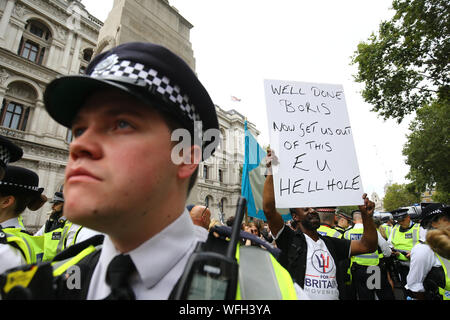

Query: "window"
left=219, top=198, right=227, bottom=214
left=79, top=66, right=87, bottom=74
left=66, top=129, right=73, bottom=143
left=203, top=165, right=209, bottom=179
left=205, top=195, right=213, bottom=208
left=83, top=48, right=94, bottom=62
left=18, top=20, right=51, bottom=65
left=218, top=169, right=223, bottom=183
left=28, top=21, right=51, bottom=40
left=0, top=100, right=30, bottom=131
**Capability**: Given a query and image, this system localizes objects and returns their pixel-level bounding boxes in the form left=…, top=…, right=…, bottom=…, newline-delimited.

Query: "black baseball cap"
left=44, top=42, right=220, bottom=159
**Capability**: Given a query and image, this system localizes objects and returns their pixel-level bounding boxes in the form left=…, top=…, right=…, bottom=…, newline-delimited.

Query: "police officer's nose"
left=69, top=127, right=103, bottom=161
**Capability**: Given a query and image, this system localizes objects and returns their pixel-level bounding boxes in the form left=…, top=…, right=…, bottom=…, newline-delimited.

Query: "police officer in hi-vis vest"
left=406, top=203, right=450, bottom=300
left=0, top=166, right=47, bottom=273
left=0, top=42, right=298, bottom=300
left=388, top=208, right=426, bottom=297
left=317, top=207, right=343, bottom=238
left=343, top=210, right=395, bottom=300
left=34, top=191, right=101, bottom=262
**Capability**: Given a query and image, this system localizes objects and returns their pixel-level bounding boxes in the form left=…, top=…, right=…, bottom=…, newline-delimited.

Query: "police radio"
left=172, top=196, right=247, bottom=300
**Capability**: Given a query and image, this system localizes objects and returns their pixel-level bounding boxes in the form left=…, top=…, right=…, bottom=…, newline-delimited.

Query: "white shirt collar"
left=98, top=208, right=198, bottom=290
left=1, top=217, right=22, bottom=229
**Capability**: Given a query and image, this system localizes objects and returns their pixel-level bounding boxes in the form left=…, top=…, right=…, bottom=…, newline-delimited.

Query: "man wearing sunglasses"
left=262, top=149, right=377, bottom=300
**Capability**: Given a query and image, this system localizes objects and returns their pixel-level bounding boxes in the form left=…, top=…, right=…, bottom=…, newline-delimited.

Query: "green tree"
left=402, top=98, right=450, bottom=195
left=351, top=0, right=449, bottom=122
left=383, top=183, right=421, bottom=211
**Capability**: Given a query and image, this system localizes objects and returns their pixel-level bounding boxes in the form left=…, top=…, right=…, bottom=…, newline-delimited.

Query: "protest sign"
left=264, top=79, right=364, bottom=208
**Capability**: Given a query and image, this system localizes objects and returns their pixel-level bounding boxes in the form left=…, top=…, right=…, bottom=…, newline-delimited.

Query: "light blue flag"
left=241, top=121, right=291, bottom=221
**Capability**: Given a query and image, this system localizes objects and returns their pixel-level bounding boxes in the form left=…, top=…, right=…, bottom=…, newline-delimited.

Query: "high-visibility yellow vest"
left=0, top=228, right=44, bottom=264
left=344, top=227, right=379, bottom=266
left=52, top=240, right=298, bottom=300
left=435, top=253, right=450, bottom=300
left=42, top=220, right=73, bottom=262
left=391, top=223, right=420, bottom=261
left=317, top=225, right=342, bottom=238
left=381, top=224, right=392, bottom=239
left=235, top=244, right=297, bottom=300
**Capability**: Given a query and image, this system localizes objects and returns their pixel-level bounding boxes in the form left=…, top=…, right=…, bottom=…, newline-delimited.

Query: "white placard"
left=264, top=79, right=364, bottom=208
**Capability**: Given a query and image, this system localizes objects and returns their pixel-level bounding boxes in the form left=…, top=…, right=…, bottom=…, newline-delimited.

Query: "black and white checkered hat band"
left=91, top=57, right=201, bottom=123
left=0, top=145, right=10, bottom=167
left=0, top=181, right=39, bottom=191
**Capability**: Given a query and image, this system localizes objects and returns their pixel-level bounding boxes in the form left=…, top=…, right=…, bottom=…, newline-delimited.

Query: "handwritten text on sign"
left=264, top=79, right=364, bottom=208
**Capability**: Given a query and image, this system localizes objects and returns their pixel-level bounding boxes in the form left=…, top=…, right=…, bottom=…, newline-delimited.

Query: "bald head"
left=189, top=205, right=211, bottom=230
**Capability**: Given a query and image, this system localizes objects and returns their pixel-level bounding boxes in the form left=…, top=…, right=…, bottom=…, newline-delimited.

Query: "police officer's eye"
left=72, top=127, right=85, bottom=138
left=117, top=120, right=132, bottom=129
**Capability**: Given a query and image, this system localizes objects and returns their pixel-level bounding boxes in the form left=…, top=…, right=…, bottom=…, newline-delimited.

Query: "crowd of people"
left=0, top=40, right=448, bottom=301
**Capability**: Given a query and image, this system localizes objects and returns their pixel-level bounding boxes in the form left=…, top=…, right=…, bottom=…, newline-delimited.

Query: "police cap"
left=44, top=42, right=219, bottom=159
left=391, top=208, right=409, bottom=221
left=420, top=203, right=449, bottom=226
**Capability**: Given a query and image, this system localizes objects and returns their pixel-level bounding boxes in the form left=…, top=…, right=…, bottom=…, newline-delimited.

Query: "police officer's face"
left=397, top=215, right=410, bottom=228
left=64, top=90, right=180, bottom=233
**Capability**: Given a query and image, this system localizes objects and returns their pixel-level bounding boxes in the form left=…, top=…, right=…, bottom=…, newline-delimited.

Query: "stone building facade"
left=188, top=107, right=259, bottom=223
left=0, top=0, right=102, bottom=232
left=0, top=0, right=260, bottom=231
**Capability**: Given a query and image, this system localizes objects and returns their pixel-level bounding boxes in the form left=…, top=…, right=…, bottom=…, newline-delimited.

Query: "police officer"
left=317, top=207, right=343, bottom=238
left=343, top=210, right=394, bottom=300
left=380, top=214, right=394, bottom=240
left=0, top=165, right=46, bottom=273
left=1, top=42, right=298, bottom=300
left=388, top=208, right=426, bottom=297
left=334, top=211, right=352, bottom=235
left=406, top=203, right=450, bottom=300
left=35, top=191, right=101, bottom=261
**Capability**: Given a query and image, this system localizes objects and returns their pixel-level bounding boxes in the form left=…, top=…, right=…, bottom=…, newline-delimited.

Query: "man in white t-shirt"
left=263, top=149, right=378, bottom=300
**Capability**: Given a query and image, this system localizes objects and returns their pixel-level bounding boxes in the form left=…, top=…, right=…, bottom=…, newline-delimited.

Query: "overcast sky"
left=81, top=0, right=413, bottom=199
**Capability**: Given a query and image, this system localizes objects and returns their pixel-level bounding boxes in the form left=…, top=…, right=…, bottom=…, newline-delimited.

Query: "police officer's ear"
left=0, top=195, right=15, bottom=209
left=176, top=144, right=202, bottom=180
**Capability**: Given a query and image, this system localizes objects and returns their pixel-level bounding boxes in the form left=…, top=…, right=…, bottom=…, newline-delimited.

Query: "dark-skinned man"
left=263, top=149, right=378, bottom=300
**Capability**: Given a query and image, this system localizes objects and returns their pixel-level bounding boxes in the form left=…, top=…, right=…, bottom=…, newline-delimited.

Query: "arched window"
left=18, top=20, right=52, bottom=65
left=0, top=82, right=37, bottom=131
left=79, top=48, right=94, bottom=74
left=205, top=195, right=213, bottom=208
left=83, top=48, right=94, bottom=62
left=219, top=198, right=227, bottom=214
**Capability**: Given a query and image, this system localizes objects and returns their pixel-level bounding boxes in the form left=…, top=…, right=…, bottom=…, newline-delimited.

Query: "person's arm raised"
left=350, top=193, right=378, bottom=256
